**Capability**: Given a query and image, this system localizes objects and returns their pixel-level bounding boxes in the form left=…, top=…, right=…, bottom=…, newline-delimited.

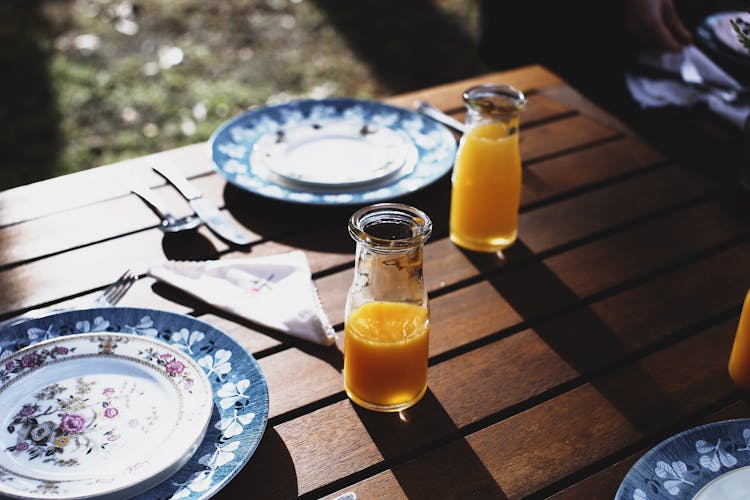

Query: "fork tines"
left=96, top=269, right=137, bottom=307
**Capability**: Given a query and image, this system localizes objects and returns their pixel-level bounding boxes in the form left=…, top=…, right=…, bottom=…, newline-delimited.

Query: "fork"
left=89, top=269, right=138, bottom=307
left=0, top=269, right=138, bottom=329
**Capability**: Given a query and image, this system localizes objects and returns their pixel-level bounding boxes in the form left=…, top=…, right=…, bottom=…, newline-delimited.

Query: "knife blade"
left=152, top=165, right=251, bottom=246
left=413, top=100, right=466, bottom=134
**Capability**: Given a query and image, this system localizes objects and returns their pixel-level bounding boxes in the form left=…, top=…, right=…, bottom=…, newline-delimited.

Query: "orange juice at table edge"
left=728, top=288, right=750, bottom=392
left=449, top=84, right=526, bottom=253
left=344, top=301, right=430, bottom=412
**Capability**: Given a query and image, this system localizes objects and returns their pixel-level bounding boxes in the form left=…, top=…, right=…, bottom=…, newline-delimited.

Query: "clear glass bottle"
left=344, top=203, right=432, bottom=412
left=729, top=288, right=750, bottom=393
left=449, top=84, right=527, bottom=253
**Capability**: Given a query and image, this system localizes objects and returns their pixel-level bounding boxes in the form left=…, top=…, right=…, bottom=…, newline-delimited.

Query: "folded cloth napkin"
left=148, top=251, right=336, bottom=346
left=625, top=44, right=749, bottom=129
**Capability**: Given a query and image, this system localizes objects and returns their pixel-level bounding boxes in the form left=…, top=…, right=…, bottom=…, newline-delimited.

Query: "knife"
left=152, top=165, right=251, bottom=246
left=413, top=100, right=466, bottom=134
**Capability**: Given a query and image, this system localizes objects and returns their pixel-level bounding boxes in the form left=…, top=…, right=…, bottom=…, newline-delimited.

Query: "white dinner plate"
left=209, top=98, right=457, bottom=205
left=616, top=418, right=750, bottom=499
left=0, top=332, right=213, bottom=499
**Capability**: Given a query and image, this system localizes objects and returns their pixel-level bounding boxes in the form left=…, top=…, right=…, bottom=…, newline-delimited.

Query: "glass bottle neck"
left=462, top=83, right=526, bottom=135
left=464, top=108, right=521, bottom=135
left=347, top=203, right=431, bottom=309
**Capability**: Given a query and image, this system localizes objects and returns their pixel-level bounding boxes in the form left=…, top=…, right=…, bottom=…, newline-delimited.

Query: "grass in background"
left=0, top=0, right=480, bottom=190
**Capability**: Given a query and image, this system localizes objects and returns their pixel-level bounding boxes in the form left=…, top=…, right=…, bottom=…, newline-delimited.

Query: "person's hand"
left=624, top=0, right=693, bottom=51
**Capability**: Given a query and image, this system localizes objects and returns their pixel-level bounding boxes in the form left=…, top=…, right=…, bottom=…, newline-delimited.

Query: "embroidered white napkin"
left=148, top=251, right=336, bottom=346
left=625, top=45, right=749, bottom=129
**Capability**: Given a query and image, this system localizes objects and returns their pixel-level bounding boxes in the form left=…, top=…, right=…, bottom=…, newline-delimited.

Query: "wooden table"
left=2, top=64, right=750, bottom=498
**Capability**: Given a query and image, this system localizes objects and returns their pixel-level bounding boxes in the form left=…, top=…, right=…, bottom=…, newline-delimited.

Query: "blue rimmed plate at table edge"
left=616, top=418, right=750, bottom=499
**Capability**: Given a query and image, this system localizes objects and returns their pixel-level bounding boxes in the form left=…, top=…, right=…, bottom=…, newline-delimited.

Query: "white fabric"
left=148, top=251, right=336, bottom=346
left=625, top=45, right=749, bottom=129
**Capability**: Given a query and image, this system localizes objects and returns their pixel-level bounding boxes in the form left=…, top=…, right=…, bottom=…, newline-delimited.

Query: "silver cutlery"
left=413, top=100, right=466, bottom=134
left=152, top=165, right=251, bottom=246
left=0, top=269, right=137, bottom=329
left=131, top=186, right=202, bottom=233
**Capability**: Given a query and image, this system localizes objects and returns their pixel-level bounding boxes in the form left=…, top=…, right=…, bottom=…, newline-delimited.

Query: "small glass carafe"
left=344, top=203, right=432, bottom=412
left=449, top=84, right=527, bottom=253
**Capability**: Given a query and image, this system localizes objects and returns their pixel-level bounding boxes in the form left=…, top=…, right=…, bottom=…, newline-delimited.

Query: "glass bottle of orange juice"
left=449, top=84, right=527, bottom=253
left=344, top=203, right=432, bottom=412
left=729, top=288, right=750, bottom=392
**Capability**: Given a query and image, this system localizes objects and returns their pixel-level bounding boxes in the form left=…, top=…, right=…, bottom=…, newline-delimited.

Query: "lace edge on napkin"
left=309, top=280, right=337, bottom=346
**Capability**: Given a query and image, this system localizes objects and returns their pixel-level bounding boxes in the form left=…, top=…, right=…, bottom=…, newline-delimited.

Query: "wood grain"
left=3, top=64, right=748, bottom=499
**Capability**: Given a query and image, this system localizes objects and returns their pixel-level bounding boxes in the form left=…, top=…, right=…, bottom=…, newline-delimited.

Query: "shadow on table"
left=462, top=240, right=687, bottom=434
left=222, top=183, right=355, bottom=255
left=209, top=395, right=500, bottom=499
left=161, top=230, right=221, bottom=261
left=221, top=173, right=454, bottom=256
left=217, top=427, right=299, bottom=498
left=351, top=390, right=507, bottom=498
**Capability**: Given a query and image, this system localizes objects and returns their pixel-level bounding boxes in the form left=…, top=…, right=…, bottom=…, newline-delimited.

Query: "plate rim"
left=702, top=10, right=749, bottom=55
left=208, top=96, right=457, bottom=205
left=0, top=307, right=269, bottom=500
left=615, top=417, right=750, bottom=499
left=696, top=10, right=750, bottom=69
left=0, top=331, right=215, bottom=499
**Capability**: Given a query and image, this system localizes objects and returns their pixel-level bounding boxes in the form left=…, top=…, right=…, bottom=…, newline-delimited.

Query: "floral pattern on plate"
left=0, top=308, right=269, bottom=500
left=210, top=98, right=457, bottom=205
left=616, top=418, right=750, bottom=499
left=0, top=333, right=213, bottom=499
left=8, top=376, right=151, bottom=467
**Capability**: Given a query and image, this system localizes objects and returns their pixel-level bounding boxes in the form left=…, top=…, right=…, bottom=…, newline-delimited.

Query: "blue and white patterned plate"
left=616, top=419, right=750, bottom=500
left=209, top=98, right=457, bottom=205
left=0, top=307, right=269, bottom=500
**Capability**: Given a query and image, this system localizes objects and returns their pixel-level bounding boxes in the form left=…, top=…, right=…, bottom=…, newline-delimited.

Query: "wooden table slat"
left=231, top=318, right=738, bottom=497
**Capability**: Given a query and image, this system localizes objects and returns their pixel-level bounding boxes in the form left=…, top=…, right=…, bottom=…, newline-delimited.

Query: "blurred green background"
left=0, top=0, right=481, bottom=191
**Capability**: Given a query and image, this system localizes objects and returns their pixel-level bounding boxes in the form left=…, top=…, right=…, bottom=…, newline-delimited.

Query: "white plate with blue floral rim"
left=209, top=98, right=458, bottom=205
left=0, top=308, right=269, bottom=500
left=0, top=332, right=213, bottom=499
left=616, top=418, right=750, bottom=500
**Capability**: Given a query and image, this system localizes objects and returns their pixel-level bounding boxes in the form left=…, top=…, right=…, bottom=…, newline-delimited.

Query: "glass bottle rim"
left=463, top=84, right=527, bottom=115
left=348, top=203, right=432, bottom=250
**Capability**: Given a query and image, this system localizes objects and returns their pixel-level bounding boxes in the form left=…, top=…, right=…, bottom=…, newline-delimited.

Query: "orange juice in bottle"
left=729, top=288, right=750, bottom=392
left=344, top=301, right=429, bottom=410
left=449, top=84, right=526, bottom=253
left=344, top=203, right=432, bottom=412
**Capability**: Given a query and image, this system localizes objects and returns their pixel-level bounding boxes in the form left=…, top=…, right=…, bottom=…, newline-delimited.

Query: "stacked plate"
left=209, top=98, right=458, bottom=205
left=0, top=308, right=269, bottom=500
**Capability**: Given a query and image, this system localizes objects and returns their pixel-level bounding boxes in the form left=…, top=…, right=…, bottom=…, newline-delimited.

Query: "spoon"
left=131, top=187, right=203, bottom=233
left=413, top=100, right=465, bottom=134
